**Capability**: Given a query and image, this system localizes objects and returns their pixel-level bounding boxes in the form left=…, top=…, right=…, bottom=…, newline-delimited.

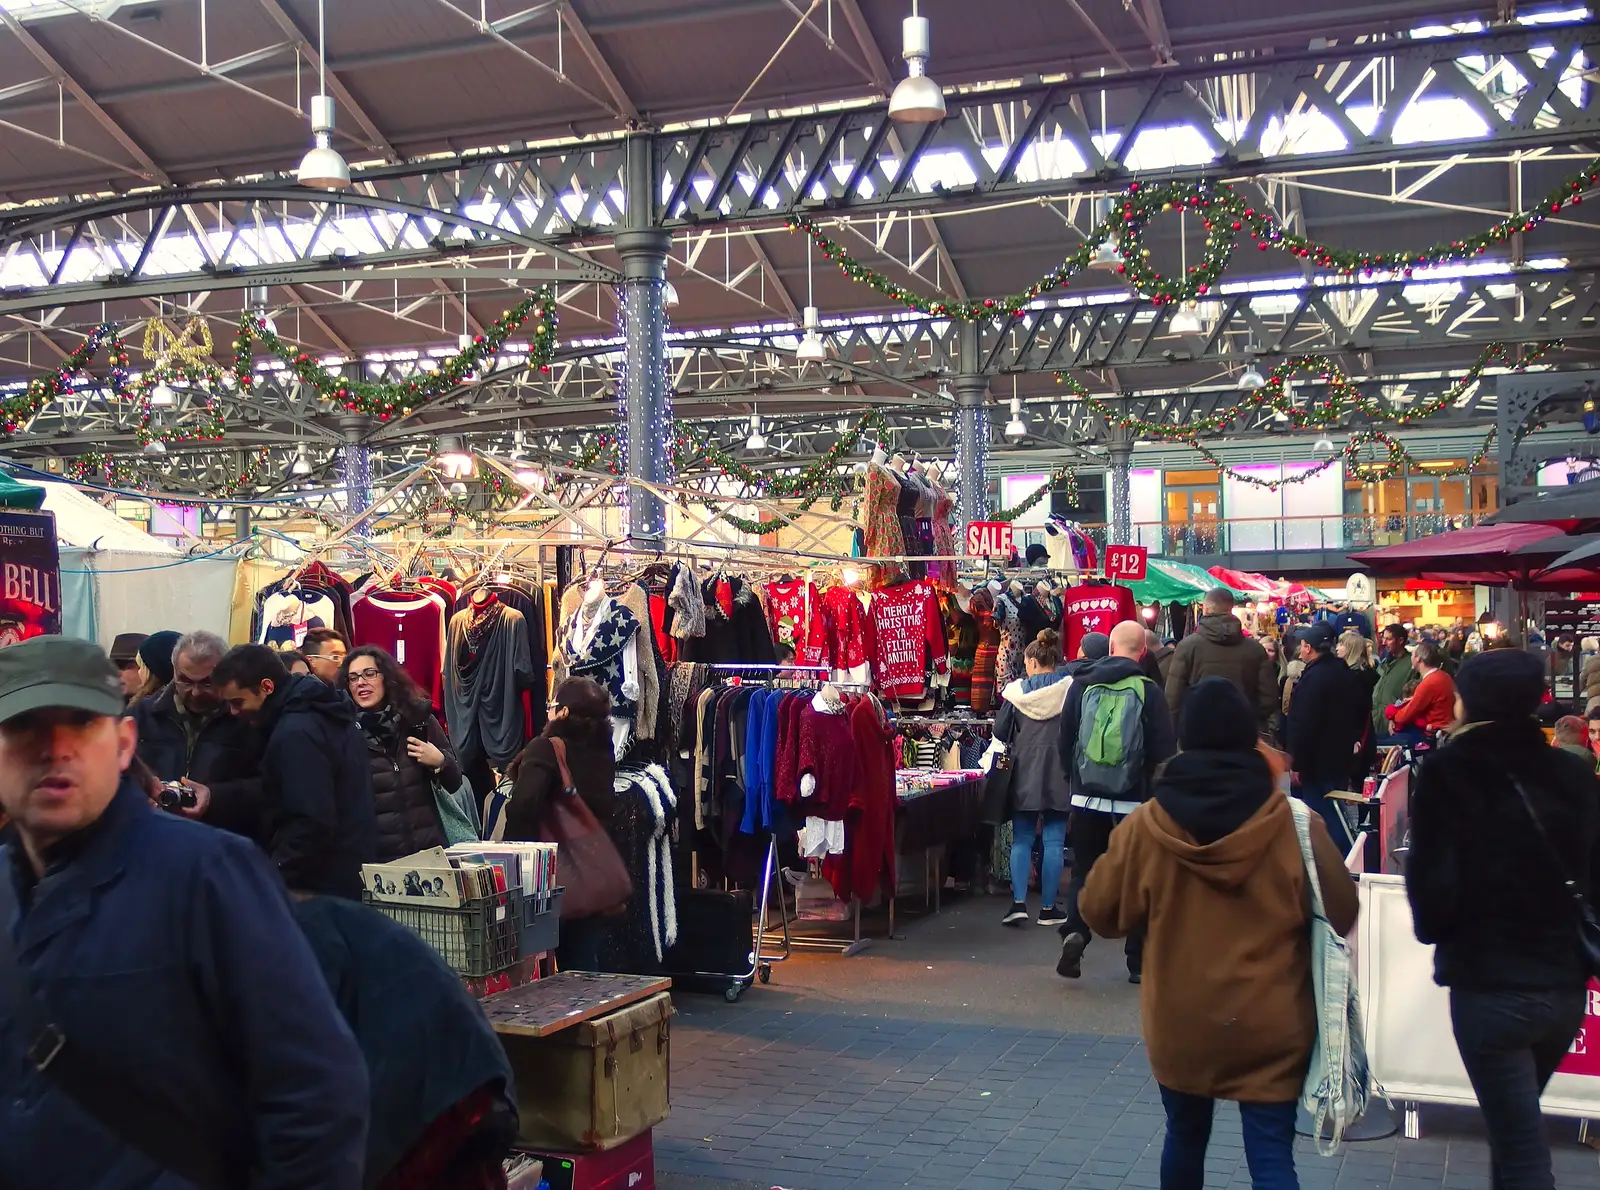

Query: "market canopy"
left=1128, top=558, right=1240, bottom=604
left=0, top=470, right=45, bottom=511
left=1348, top=522, right=1569, bottom=583
left=1206, top=566, right=1278, bottom=597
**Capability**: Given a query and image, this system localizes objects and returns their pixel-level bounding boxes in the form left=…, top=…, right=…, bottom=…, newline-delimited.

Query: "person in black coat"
left=292, top=895, right=516, bottom=1188
left=338, top=646, right=462, bottom=862
left=1407, top=649, right=1600, bottom=1190
left=133, top=629, right=264, bottom=840
left=1284, top=622, right=1366, bottom=853
left=214, top=644, right=377, bottom=899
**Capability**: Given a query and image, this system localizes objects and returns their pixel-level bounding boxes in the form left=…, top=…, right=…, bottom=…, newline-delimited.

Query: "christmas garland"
left=1187, top=428, right=1499, bottom=490
left=0, top=325, right=224, bottom=446
left=6, top=292, right=557, bottom=459
left=1061, top=341, right=1560, bottom=440
left=233, top=288, right=556, bottom=421
left=993, top=464, right=1080, bottom=523
left=789, top=156, right=1600, bottom=318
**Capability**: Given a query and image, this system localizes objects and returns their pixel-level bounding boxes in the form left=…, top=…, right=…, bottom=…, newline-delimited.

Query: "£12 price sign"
left=1105, top=544, right=1148, bottom=582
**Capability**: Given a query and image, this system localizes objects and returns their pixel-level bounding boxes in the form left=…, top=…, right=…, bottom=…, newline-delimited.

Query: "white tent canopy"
left=28, top=480, right=179, bottom=555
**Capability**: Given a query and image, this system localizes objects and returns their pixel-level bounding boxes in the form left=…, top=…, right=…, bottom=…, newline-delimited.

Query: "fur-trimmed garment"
left=615, top=764, right=679, bottom=963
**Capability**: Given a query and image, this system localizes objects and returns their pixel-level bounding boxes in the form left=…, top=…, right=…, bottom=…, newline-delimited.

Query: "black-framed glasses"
left=346, top=668, right=382, bottom=687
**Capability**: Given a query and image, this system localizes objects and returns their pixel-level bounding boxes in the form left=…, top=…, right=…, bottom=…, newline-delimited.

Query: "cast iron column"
left=1108, top=434, right=1134, bottom=546
left=338, top=415, right=373, bottom=533
left=952, top=373, right=990, bottom=527
left=617, top=134, right=672, bottom=543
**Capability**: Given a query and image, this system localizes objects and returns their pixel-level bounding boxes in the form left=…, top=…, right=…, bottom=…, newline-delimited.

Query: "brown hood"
left=1142, top=792, right=1290, bottom=891
left=1196, top=614, right=1244, bottom=646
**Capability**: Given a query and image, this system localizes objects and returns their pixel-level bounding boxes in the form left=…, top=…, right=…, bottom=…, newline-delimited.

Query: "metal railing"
left=1016, top=513, right=1488, bottom=559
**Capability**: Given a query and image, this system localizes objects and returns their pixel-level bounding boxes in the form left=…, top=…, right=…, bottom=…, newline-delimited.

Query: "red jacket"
left=823, top=697, right=897, bottom=904
left=1390, top=667, right=1456, bottom=732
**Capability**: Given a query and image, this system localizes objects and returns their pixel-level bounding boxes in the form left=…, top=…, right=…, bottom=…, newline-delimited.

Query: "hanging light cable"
left=296, top=0, right=350, bottom=190
left=1169, top=213, right=1203, bottom=333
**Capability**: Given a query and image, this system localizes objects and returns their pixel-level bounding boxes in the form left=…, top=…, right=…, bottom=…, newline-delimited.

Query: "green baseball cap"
left=0, top=636, right=127, bottom=724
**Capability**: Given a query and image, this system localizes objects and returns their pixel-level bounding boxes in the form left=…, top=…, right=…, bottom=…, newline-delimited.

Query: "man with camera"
left=0, top=636, right=368, bottom=1189
left=132, top=630, right=265, bottom=841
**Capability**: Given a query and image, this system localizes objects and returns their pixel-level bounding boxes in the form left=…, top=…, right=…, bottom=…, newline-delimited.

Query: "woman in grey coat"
left=994, top=629, right=1074, bottom=927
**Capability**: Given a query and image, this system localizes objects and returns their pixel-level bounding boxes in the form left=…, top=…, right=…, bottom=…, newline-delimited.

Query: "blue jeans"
left=1011, top=810, right=1068, bottom=906
left=1450, top=986, right=1587, bottom=1190
left=1159, top=1085, right=1299, bottom=1190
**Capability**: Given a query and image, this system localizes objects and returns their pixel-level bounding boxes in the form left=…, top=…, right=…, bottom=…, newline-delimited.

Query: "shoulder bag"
left=542, top=737, right=634, bottom=920
left=1508, top=774, right=1600, bottom=977
left=432, top=774, right=482, bottom=845
left=1288, top=797, right=1373, bottom=1155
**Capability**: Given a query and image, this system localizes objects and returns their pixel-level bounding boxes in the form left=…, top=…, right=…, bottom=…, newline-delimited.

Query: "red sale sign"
left=1557, top=981, right=1600, bottom=1077
left=1105, top=544, right=1148, bottom=582
left=965, top=521, right=1014, bottom=558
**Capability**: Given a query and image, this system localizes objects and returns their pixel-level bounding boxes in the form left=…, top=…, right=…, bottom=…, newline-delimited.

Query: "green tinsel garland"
left=790, top=156, right=1600, bottom=319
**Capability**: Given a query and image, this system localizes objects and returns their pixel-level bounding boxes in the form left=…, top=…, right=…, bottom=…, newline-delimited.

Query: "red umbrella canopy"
left=1206, top=566, right=1275, bottom=595
left=1349, top=523, right=1568, bottom=581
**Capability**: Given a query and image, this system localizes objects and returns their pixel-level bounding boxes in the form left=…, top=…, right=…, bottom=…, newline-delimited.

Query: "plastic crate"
left=364, top=888, right=519, bottom=977
left=517, top=887, right=564, bottom=959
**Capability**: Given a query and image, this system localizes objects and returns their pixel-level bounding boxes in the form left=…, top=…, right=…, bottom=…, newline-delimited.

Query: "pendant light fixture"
left=1237, top=348, right=1266, bottom=391
left=1004, top=396, right=1028, bottom=439
left=746, top=410, right=768, bottom=453
left=1313, top=433, right=1337, bottom=454
left=143, top=438, right=166, bottom=456
left=434, top=434, right=474, bottom=479
left=149, top=380, right=176, bottom=407
left=291, top=444, right=314, bottom=477
left=296, top=0, right=351, bottom=191
left=888, top=2, right=946, bottom=124
left=1168, top=214, right=1201, bottom=333
left=796, top=238, right=828, bottom=363
left=1088, top=197, right=1123, bottom=271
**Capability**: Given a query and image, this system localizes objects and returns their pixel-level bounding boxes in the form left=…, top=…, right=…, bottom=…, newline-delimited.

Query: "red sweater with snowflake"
left=868, top=580, right=948, bottom=700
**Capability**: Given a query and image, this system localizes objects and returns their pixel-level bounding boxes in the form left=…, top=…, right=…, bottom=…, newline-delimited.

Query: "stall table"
left=895, top=773, right=986, bottom=913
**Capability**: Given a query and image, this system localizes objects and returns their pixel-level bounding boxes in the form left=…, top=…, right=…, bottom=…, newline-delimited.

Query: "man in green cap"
left=0, top=635, right=369, bottom=1190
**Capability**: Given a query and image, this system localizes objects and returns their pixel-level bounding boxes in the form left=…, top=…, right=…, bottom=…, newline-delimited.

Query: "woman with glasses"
left=338, top=645, right=463, bottom=862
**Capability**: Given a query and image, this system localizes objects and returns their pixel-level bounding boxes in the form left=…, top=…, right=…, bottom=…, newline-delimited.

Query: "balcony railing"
left=1016, top=513, right=1487, bottom=559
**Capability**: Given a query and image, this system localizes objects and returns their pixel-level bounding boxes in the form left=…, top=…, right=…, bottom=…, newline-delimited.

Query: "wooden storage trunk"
left=501, top=989, right=672, bottom=1151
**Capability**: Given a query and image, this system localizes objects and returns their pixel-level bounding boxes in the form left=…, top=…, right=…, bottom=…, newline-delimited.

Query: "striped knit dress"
left=968, top=590, right=1001, bottom=714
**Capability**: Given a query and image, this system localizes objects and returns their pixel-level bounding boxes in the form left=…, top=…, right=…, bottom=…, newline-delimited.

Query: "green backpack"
left=1072, top=675, right=1147, bottom=798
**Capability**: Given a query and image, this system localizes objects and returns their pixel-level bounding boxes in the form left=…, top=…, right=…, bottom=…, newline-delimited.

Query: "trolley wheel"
left=723, top=983, right=744, bottom=1003
left=757, top=963, right=772, bottom=984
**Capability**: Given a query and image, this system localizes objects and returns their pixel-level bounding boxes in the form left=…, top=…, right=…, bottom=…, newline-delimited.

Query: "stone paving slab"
left=658, top=1005, right=1598, bottom=1189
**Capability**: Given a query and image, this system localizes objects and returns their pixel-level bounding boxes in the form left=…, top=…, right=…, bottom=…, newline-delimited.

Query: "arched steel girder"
left=0, top=185, right=617, bottom=310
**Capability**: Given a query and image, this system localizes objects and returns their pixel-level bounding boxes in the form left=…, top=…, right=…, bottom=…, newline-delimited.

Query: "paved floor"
left=651, top=894, right=1598, bottom=1190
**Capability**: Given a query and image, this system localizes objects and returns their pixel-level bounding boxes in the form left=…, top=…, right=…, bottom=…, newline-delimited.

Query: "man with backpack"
left=1056, top=620, right=1177, bottom=983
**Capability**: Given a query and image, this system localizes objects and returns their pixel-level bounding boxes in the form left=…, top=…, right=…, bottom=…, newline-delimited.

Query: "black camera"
left=156, top=781, right=197, bottom=812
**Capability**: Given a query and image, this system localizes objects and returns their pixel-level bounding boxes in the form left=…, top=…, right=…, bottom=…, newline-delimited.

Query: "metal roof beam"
left=558, top=1, right=640, bottom=125
left=255, top=0, right=399, bottom=162
left=0, top=11, right=170, bottom=184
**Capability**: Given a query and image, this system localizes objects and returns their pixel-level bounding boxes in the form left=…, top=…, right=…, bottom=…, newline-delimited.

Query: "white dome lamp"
left=1004, top=396, right=1028, bottom=439
left=1168, top=303, right=1203, bottom=335
left=291, top=443, right=314, bottom=477
left=1237, top=348, right=1266, bottom=391
left=1088, top=197, right=1124, bottom=271
left=149, top=379, right=176, bottom=407
left=796, top=306, right=828, bottom=363
left=295, top=2, right=351, bottom=191
left=887, top=5, right=946, bottom=124
left=746, top=410, right=768, bottom=453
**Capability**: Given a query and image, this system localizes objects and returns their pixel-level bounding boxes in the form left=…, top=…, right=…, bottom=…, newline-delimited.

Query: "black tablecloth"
left=895, top=777, right=986, bottom=852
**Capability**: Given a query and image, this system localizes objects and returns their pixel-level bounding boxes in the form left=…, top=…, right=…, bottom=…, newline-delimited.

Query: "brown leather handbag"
left=542, top=737, right=633, bottom=919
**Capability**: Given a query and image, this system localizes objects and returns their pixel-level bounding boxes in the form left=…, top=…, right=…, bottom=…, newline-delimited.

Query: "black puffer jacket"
left=256, top=673, right=377, bottom=899
left=1408, top=717, right=1600, bottom=990
left=359, top=699, right=462, bottom=862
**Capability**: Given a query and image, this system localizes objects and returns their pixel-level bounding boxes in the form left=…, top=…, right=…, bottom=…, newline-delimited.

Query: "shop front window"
left=1162, top=470, right=1221, bottom=556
